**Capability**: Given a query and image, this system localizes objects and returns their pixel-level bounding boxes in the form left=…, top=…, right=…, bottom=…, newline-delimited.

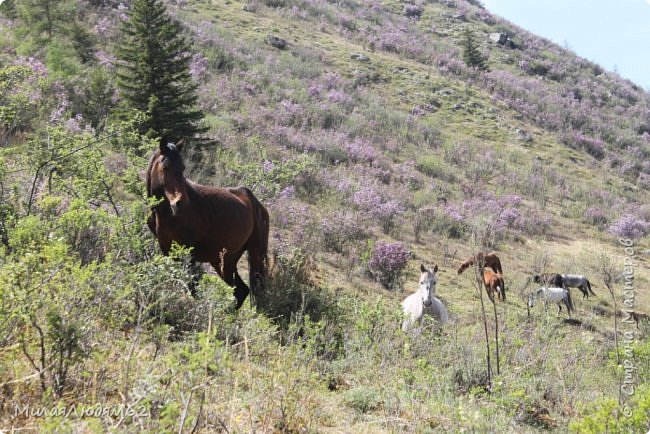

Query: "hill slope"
left=0, top=0, right=649, bottom=432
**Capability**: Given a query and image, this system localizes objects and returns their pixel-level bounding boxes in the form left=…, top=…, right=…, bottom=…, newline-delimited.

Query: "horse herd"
left=401, top=252, right=597, bottom=331
left=145, top=138, right=598, bottom=331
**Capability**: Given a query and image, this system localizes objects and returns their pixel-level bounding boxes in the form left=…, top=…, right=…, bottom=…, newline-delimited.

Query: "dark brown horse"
left=146, top=137, right=269, bottom=309
left=532, top=273, right=564, bottom=288
left=457, top=252, right=503, bottom=275
left=482, top=269, right=506, bottom=301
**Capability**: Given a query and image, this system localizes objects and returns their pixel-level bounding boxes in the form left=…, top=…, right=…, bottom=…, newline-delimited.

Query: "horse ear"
left=433, top=264, right=438, bottom=272
left=176, top=138, right=186, bottom=152
left=420, top=264, right=426, bottom=273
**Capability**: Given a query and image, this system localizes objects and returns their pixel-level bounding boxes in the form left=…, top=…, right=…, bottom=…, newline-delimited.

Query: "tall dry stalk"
left=490, top=291, right=500, bottom=375
left=472, top=257, right=492, bottom=388
left=599, top=253, right=624, bottom=416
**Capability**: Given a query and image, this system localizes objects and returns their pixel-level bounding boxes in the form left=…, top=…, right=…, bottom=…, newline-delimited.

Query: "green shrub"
left=570, top=386, right=650, bottom=433
left=260, top=248, right=341, bottom=335
left=416, top=155, right=456, bottom=182
left=344, top=386, right=382, bottom=413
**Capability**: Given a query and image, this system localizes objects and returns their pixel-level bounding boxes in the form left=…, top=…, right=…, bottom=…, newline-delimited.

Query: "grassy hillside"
left=1, top=0, right=649, bottom=432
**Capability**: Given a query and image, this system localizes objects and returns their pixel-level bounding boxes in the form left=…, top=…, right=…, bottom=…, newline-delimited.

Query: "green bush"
left=344, top=386, right=382, bottom=414
left=570, top=386, right=650, bottom=433
left=416, top=155, right=456, bottom=182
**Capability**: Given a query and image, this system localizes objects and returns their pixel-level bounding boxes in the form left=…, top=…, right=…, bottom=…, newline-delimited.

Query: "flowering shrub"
left=608, top=214, right=650, bottom=239
left=1, top=62, right=51, bottom=139
left=189, top=53, right=209, bottom=80
left=367, top=241, right=410, bottom=290
left=95, top=50, right=116, bottom=68
left=63, top=114, right=91, bottom=134
left=583, top=206, right=608, bottom=227
left=514, top=209, right=552, bottom=236
left=352, top=186, right=405, bottom=234
left=277, top=99, right=306, bottom=127
left=572, top=133, right=606, bottom=159
left=344, top=137, right=378, bottom=164
left=94, top=16, right=114, bottom=36
left=321, top=211, right=367, bottom=253
left=327, top=89, right=353, bottom=108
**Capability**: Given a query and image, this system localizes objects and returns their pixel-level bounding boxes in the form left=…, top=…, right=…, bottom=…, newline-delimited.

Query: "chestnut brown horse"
left=146, top=137, right=269, bottom=309
left=457, top=252, right=503, bottom=275
left=483, top=269, right=506, bottom=301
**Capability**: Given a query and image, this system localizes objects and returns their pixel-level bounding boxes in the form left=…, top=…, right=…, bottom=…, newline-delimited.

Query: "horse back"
left=562, top=274, right=584, bottom=285
left=153, top=182, right=257, bottom=260
left=189, top=184, right=255, bottom=221
left=483, top=269, right=498, bottom=284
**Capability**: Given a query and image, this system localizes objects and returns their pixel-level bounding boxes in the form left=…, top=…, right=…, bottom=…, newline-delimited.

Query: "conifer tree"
left=0, top=0, right=17, bottom=20
left=15, top=0, right=74, bottom=41
left=116, top=0, right=205, bottom=140
left=462, top=29, right=488, bottom=71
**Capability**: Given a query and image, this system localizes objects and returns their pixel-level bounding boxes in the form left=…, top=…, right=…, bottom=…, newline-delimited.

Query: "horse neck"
left=183, top=178, right=197, bottom=198
left=146, top=152, right=158, bottom=197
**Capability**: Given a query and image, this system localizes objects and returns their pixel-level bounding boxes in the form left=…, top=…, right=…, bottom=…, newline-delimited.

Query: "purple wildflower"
left=368, top=241, right=411, bottom=290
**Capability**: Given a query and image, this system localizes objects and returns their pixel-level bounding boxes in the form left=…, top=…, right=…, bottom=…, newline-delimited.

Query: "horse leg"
left=188, top=261, right=204, bottom=296
left=485, top=286, right=494, bottom=302
left=233, top=271, right=250, bottom=308
left=402, top=317, right=413, bottom=332
left=246, top=245, right=266, bottom=299
left=209, top=251, right=247, bottom=309
left=245, top=213, right=269, bottom=302
left=223, top=251, right=250, bottom=310
left=146, top=210, right=156, bottom=235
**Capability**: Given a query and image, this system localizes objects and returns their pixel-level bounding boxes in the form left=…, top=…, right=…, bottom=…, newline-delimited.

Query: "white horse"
left=528, top=287, right=574, bottom=317
left=561, top=274, right=596, bottom=299
left=402, top=264, right=448, bottom=331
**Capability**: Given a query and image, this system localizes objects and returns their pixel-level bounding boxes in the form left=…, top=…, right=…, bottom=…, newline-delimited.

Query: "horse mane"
left=145, top=150, right=159, bottom=198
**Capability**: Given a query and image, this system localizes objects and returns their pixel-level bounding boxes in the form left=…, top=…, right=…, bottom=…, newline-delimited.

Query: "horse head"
left=527, top=292, right=536, bottom=308
left=148, top=137, right=188, bottom=216
left=419, top=264, right=438, bottom=307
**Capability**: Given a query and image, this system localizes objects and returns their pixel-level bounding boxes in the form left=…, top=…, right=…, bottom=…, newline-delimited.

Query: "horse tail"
left=244, top=188, right=269, bottom=295
left=586, top=279, right=596, bottom=296
left=494, top=257, right=503, bottom=274
left=499, top=277, right=506, bottom=301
